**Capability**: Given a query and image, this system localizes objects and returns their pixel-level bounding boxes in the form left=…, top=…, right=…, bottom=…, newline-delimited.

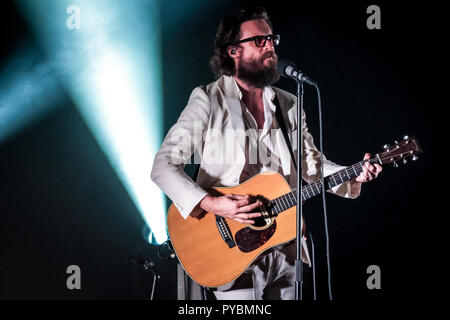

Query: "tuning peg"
left=394, top=140, right=399, bottom=145
left=402, top=159, right=407, bottom=164
left=403, top=135, right=409, bottom=140
left=393, top=162, right=398, bottom=168
left=412, top=155, right=419, bottom=161
left=383, top=144, right=390, bottom=150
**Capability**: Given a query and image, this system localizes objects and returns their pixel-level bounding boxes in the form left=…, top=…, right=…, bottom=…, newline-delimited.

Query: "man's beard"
left=236, top=52, right=280, bottom=88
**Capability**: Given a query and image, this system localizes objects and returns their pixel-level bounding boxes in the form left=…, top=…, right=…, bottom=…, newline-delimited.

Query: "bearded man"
left=151, top=7, right=381, bottom=300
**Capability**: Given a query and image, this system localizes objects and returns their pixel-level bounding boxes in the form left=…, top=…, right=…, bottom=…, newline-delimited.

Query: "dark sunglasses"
left=235, top=34, right=280, bottom=48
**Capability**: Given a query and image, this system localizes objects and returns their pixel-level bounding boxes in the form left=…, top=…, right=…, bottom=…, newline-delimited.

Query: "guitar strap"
left=273, top=93, right=298, bottom=171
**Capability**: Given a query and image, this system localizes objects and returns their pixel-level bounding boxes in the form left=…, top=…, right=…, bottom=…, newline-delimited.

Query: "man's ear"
left=227, top=46, right=239, bottom=58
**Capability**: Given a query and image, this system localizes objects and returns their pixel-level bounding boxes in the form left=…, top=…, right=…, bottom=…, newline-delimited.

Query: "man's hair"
left=209, top=7, right=273, bottom=79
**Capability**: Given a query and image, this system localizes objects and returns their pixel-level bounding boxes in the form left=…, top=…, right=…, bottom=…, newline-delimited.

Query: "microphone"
left=277, top=59, right=316, bottom=86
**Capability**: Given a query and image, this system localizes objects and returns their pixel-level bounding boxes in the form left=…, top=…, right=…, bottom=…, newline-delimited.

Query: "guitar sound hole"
left=252, top=216, right=269, bottom=228
left=249, top=198, right=275, bottom=228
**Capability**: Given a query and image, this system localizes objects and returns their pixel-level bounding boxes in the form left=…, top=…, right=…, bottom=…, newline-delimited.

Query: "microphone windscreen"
left=277, top=59, right=296, bottom=77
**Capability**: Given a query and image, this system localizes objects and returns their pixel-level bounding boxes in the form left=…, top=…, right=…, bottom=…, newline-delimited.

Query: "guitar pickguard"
left=234, top=221, right=277, bottom=253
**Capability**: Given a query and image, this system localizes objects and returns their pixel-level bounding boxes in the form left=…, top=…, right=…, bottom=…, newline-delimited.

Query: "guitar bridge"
left=215, top=215, right=236, bottom=249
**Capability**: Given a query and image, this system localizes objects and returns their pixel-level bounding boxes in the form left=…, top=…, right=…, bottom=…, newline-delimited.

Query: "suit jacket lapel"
left=219, top=76, right=246, bottom=153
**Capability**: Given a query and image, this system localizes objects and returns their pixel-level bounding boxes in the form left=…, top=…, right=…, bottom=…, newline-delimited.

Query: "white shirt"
left=233, top=78, right=285, bottom=184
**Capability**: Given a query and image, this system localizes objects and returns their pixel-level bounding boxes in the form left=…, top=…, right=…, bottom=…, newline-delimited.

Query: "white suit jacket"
left=151, top=75, right=361, bottom=219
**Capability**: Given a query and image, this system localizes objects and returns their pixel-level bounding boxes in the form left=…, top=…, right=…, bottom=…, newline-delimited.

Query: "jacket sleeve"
left=301, top=109, right=361, bottom=199
left=150, top=87, right=210, bottom=219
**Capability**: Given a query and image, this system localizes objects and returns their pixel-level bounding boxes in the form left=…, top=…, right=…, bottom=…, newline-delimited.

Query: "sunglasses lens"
left=255, top=36, right=266, bottom=47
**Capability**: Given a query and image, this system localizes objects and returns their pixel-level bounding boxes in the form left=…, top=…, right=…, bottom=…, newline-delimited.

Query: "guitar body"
left=167, top=171, right=297, bottom=288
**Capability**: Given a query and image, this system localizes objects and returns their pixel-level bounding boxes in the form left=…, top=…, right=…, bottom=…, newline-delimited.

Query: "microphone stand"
left=128, top=253, right=160, bottom=300
left=295, top=79, right=304, bottom=300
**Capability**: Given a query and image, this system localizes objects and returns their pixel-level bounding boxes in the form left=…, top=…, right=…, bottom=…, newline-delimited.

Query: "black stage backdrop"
left=0, top=0, right=442, bottom=304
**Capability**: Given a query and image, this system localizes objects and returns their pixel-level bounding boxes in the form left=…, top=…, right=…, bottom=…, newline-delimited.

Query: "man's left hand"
left=352, top=153, right=382, bottom=183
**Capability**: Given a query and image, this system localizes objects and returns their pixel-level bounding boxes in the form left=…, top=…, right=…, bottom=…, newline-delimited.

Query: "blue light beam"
left=0, top=44, right=63, bottom=144
left=18, top=0, right=167, bottom=243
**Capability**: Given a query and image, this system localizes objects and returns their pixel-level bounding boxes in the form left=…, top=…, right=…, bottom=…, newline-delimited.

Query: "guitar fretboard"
left=270, top=157, right=380, bottom=215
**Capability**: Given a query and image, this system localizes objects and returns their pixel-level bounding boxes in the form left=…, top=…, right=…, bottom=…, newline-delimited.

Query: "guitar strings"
left=223, top=160, right=374, bottom=229
left=201, top=147, right=412, bottom=228
left=221, top=153, right=411, bottom=229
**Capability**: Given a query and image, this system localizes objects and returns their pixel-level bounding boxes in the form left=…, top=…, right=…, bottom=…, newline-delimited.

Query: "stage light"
left=17, top=0, right=167, bottom=243
left=0, top=45, right=63, bottom=144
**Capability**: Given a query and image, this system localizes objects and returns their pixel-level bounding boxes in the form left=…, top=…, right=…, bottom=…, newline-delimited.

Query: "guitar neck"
left=271, top=156, right=381, bottom=215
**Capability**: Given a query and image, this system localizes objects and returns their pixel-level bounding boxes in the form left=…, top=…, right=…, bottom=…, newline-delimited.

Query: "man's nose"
left=264, top=40, right=275, bottom=51
left=264, top=42, right=275, bottom=51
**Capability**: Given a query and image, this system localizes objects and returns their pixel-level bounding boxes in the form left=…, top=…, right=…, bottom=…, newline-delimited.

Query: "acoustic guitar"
left=167, top=136, right=421, bottom=287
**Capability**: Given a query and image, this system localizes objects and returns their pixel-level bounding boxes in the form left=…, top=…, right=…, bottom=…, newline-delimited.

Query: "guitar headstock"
left=378, top=135, right=422, bottom=167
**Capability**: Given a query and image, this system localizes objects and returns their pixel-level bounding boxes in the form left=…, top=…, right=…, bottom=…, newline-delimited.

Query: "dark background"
left=0, top=0, right=441, bottom=301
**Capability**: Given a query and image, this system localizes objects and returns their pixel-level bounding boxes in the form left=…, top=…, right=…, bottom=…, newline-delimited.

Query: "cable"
left=313, top=83, right=333, bottom=300
left=309, top=232, right=317, bottom=300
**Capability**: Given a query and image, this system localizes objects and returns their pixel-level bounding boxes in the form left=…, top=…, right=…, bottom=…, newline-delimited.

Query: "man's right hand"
left=199, top=194, right=262, bottom=224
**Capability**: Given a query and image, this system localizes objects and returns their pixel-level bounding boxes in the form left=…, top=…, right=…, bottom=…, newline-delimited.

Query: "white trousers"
left=213, top=241, right=310, bottom=300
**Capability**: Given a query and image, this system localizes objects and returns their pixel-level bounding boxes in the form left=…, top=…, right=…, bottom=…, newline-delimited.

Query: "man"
left=151, top=7, right=382, bottom=300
